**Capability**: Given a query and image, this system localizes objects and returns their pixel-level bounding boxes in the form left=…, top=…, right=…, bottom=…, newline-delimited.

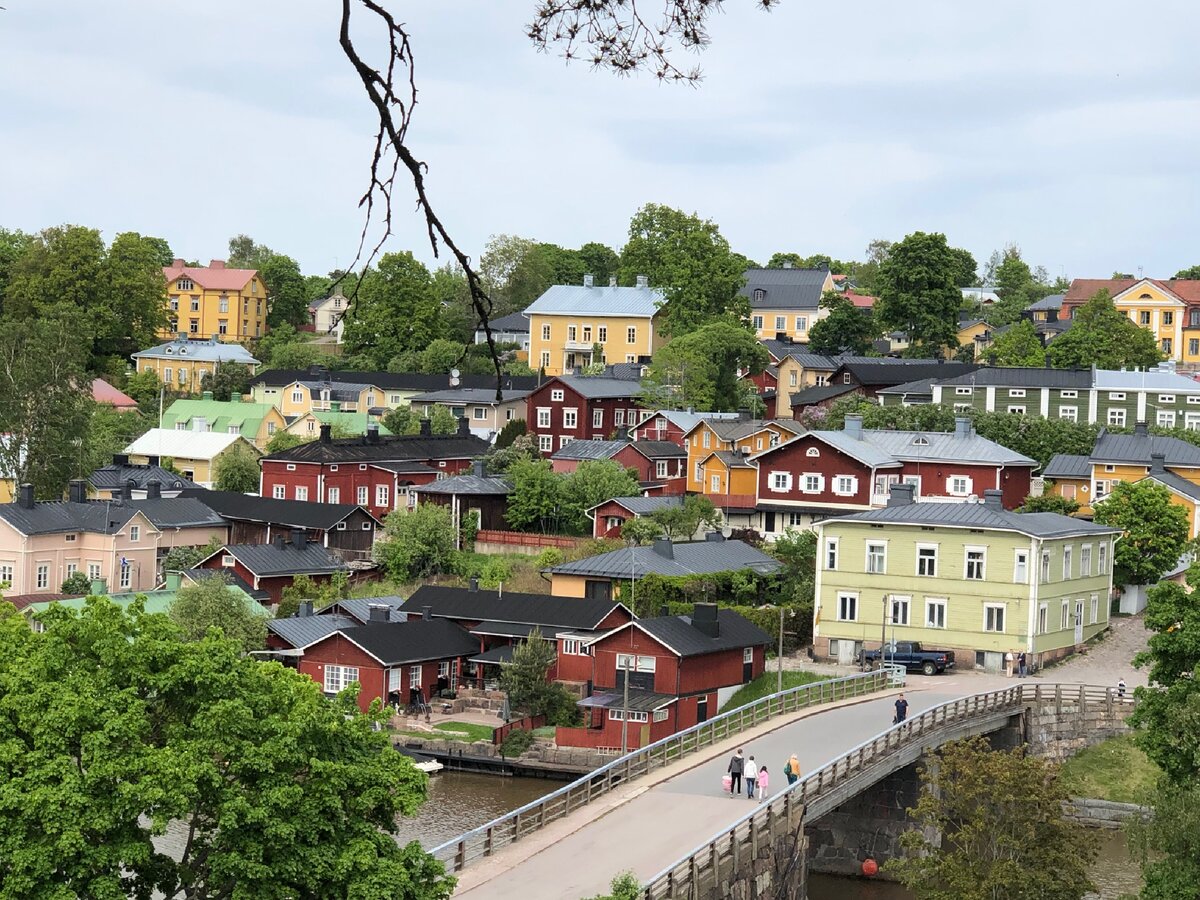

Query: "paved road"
left=455, top=690, right=958, bottom=900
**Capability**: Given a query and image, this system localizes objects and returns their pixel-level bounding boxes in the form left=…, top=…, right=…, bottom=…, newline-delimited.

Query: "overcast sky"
left=2, top=1, right=1198, bottom=282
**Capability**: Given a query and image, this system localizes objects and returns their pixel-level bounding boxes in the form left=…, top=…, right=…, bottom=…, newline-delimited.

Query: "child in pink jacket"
left=757, top=765, right=769, bottom=800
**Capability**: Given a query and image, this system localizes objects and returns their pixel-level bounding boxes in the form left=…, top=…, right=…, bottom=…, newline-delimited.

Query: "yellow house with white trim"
left=1062, top=277, right=1200, bottom=364
left=161, top=259, right=269, bottom=342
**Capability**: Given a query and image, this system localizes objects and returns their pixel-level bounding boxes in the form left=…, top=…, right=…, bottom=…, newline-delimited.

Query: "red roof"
left=5, top=593, right=83, bottom=611
left=91, top=378, right=138, bottom=410
left=163, top=259, right=258, bottom=292
left=1064, top=278, right=1200, bottom=305
left=846, top=291, right=876, bottom=309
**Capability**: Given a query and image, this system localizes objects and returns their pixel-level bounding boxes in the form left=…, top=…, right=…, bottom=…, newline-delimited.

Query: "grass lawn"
left=720, top=671, right=827, bottom=713
left=396, top=720, right=496, bottom=744
left=1058, top=734, right=1159, bottom=804
left=532, top=726, right=557, bottom=738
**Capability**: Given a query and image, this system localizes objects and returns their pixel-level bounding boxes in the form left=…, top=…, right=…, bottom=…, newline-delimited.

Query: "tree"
left=887, top=736, right=1097, bottom=900
left=162, top=537, right=223, bottom=574
left=169, top=573, right=267, bottom=651
left=1174, top=265, right=1200, bottom=280
left=80, top=404, right=152, bottom=479
left=259, top=253, right=308, bottom=329
left=986, top=319, right=1045, bottom=367
left=0, top=319, right=93, bottom=498
left=213, top=442, right=261, bottom=493
left=485, top=433, right=539, bottom=475
left=948, top=246, right=978, bottom=287
left=586, top=872, right=641, bottom=900
left=620, top=517, right=663, bottom=544
left=478, top=234, right=554, bottom=316
left=382, top=406, right=422, bottom=435
left=60, top=571, right=93, bottom=595
left=1092, top=480, right=1190, bottom=586
left=1046, top=290, right=1162, bottom=370
left=418, top=338, right=465, bottom=375
left=618, top=203, right=747, bottom=335
left=226, top=233, right=275, bottom=269
left=577, top=242, right=621, bottom=284
left=505, top=459, right=563, bottom=532
left=648, top=494, right=721, bottom=540
left=849, top=238, right=892, bottom=295
left=874, top=232, right=964, bottom=355
left=0, top=227, right=32, bottom=309
left=639, top=320, right=768, bottom=411
left=277, top=571, right=350, bottom=619
left=806, top=291, right=879, bottom=355
left=265, top=430, right=309, bottom=454
left=499, top=629, right=580, bottom=725
left=203, top=361, right=251, bottom=402
left=495, top=418, right=526, bottom=449
left=1017, top=493, right=1080, bottom=515
left=374, top=504, right=457, bottom=581
left=560, top=460, right=643, bottom=535
left=429, top=405, right=460, bottom=435
left=0, top=598, right=452, bottom=899
left=342, top=251, right=441, bottom=369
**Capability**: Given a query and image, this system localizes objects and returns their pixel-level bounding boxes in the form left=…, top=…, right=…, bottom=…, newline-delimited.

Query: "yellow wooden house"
left=1062, top=277, right=1200, bottom=364
left=161, top=259, right=270, bottom=342
left=684, top=418, right=802, bottom=495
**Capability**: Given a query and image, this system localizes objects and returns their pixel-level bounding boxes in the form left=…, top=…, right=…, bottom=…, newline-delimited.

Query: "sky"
left=2, top=1, right=1199, bottom=282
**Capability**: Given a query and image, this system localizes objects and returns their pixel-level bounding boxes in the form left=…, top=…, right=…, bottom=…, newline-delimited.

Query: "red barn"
left=556, top=604, right=771, bottom=751
left=193, top=530, right=349, bottom=605
left=550, top=438, right=687, bottom=494
left=526, top=375, right=644, bottom=455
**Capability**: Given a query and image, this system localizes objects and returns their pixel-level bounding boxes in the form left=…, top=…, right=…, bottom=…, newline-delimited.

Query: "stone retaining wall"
left=1063, top=797, right=1152, bottom=829
left=1023, top=693, right=1135, bottom=762
left=394, top=734, right=616, bottom=771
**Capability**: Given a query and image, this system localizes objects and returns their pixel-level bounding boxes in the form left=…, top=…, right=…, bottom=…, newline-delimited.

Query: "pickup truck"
left=862, top=641, right=956, bottom=676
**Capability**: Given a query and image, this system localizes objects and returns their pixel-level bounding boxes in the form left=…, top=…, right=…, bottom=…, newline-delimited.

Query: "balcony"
left=563, top=340, right=597, bottom=353
left=704, top=493, right=759, bottom=511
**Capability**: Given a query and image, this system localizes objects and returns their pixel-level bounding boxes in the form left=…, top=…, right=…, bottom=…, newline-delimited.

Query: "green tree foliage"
left=203, top=361, right=251, bottom=402
left=499, top=629, right=580, bottom=726
left=382, top=406, right=422, bottom=436
left=374, top=505, right=457, bottom=581
left=162, top=537, right=223, bottom=574
left=505, top=459, right=563, bottom=533
left=431, top=262, right=475, bottom=343
left=985, top=319, right=1046, bottom=367
left=559, top=460, right=643, bottom=535
left=1092, top=480, right=1189, bottom=585
left=484, top=432, right=539, bottom=474
left=648, top=494, right=721, bottom=540
left=848, top=238, right=892, bottom=296
left=0, top=319, right=93, bottom=498
left=874, top=231, right=964, bottom=356
left=1174, top=265, right=1200, bottom=280
left=418, top=338, right=465, bottom=375
left=429, top=405, right=460, bottom=435
left=586, top=872, right=641, bottom=900
left=168, top=573, right=267, bottom=650
left=640, top=320, right=768, bottom=411
left=806, top=291, right=879, bottom=355
left=1017, top=492, right=1080, bottom=515
left=765, top=252, right=849, bottom=273
left=494, top=417, right=526, bottom=449
left=259, top=253, right=308, bottom=329
left=620, top=517, right=663, bottom=544
left=226, top=233, right=275, bottom=269
left=212, top=442, right=261, bottom=493
left=618, top=203, right=747, bottom=336
left=887, top=736, right=1097, bottom=900
left=0, top=227, right=33, bottom=307
left=0, top=598, right=452, bottom=899
left=342, top=251, right=441, bottom=369
left=265, top=430, right=308, bottom=454
left=80, top=404, right=152, bottom=478
left=481, top=234, right=555, bottom=316
left=948, top=246, right=978, bottom=287
left=1047, top=290, right=1162, bottom=370
left=277, top=571, right=351, bottom=619
left=578, top=242, right=621, bottom=283
left=60, top=571, right=93, bottom=595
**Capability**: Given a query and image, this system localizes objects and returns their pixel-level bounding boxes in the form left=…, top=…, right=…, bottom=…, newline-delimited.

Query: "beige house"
left=308, top=292, right=349, bottom=341
left=124, top=429, right=260, bottom=489
left=407, top=388, right=531, bottom=441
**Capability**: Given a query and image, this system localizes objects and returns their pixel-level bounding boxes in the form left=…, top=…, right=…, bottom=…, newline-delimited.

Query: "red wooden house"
left=550, top=438, right=687, bottom=494
left=743, top=364, right=780, bottom=418
left=526, top=375, right=644, bottom=455
left=588, top=495, right=684, bottom=539
left=192, top=530, right=350, bottom=605
left=556, top=604, right=771, bottom=751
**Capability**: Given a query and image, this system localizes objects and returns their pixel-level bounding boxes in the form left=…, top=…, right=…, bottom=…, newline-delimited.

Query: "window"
left=837, top=593, right=858, bottom=622
left=710, top=474, right=721, bottom=492
left=903, top=475, right=922, bottom=497
left=825, top=538, right=839, bottom=570
left=189, top=319, right=199, bottom=333
left=327, top=487, right=340, bottom=504
left=539, top=435, right=553, bottom=452
left=189, top=297, right=200, bottom=312
left=774, top=315, right=786, bottom=331
left=540, top=351, right=551, bottom=369
left=795, top=316, right=808, bottom=332
left=702, top=431, right=711, bottom=449
left=1059, top=406, right=1078, bottom=422
left=1109, top=392, right=1126, bottom=401
left=169, top=296, right=179, bottom=310
left=609, top=710, right=649, bottom=723
left=1164, top=311, right=1175, bottom=326
left=354, top=485, right=367, bottom=505
left=473, top=406, right=487, bottom=421
left=925, top=598, right=947, bottom=629
left=1008, top=389, right=1026, bottom=398
left=0, top=563, right=13, bottom=585
left=129, top=525, right=140, bottom=542
left=1163, top=338, right=1173, bottom=355
left=653, top=708, right=669, bottom=723
left=656, top=460, right=668, bottom=478
left=119, top=561, right=131, bottom=589
left=228, top=424, right=241, bottom=435
left=541, top=324, right=551, bottom=341
left=88, top=563, right=101, bottom=580
left=789, top=370, right=798, bottom=387
left=816, top=375, right=828, bottom=386
left=163, top=367, right=173, bottom=383
left=36, top=564, right=48, bottom=589
left=65, top=563, right=77, bottom=575
left=802, top=473, right=823, bottom=493
left=598, top=325, right=607, bottom=342
left=1158, top=410, right=1177, bottom=428
left=1014, top=550, right=1029, bottom=583
left=567, top=325, right=577, bottom=342
left=955, top=387, right=973, bottom=396
left=536, top=407, right=551, bottom=428
left=295, top=486, right=308, bottom=501
left=1040, top=551, right=1051, bottom=582
left=834, top=475, right=856, bottom=496
left=1090, top=594, right=1099, bottom=624
left=593, top=408, right=604, bottom=427
left=409, top=665, right=422, bottom=689
left=376, top=485, right=390, bottom=507
left=1038, top=603, right=1049, bottom=634
left=1007, top=405, right=1026, bottom=415
left=615, top=409, right=625, bottom=427
left=1192, top=339, right=1200, bottom=357
left=616, top=654, right=656, bottom=672
left=743, top=647, right=754, bottom=665
left=218, top=296, right=229, bottom=313
left=563, top=409, right=577, bottom=429
left=1062, top=546, right=1073, bottom=580
left=866, top=542, right=887, bottom=574
left=1098, top=542, right=1108, bottom=574
left=1140, top=310, right=1152, bottom=325
left=1060, top=601, right=1070, bottom=630
left=1060, top=390, right=1078, bottom=399
left=964, top=547, right=986, bottom=580
left=627, top=326, right=637, bottom=344
left=582, top=325, right=592, bottom=342
left=806, top=447, right=820, bottom=457
left=1080, top=545, right=1092, bottom=577
left=752, top=315, right=763, bottom=330
left=551, top=389, right=564, bottom=402
left=917, top=545, right=937, bottom=577
left=947, top=475, right=972, bottom=496
left=770, top=471, right=792, bottom=492
left=843, top=373, right=853, bottom=385
left=984, top=604, right=1006, bottom=633
left=890, top=595, right=910, bottom=626
left=324, top=665, right=359, bottom=693
left=1159, top=394, right=1177, bottom=404
left=273, top=485, right=285, bottom=499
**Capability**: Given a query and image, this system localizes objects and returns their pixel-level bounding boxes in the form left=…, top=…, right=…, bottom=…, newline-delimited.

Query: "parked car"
left=862, top=641, right=956, bottom=676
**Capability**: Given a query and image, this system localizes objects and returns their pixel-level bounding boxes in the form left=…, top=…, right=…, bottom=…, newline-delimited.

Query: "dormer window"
left=753, top=289, right=765, bottom=302
left=165, top=347, right=175, bottom=354
left=912, top=436, right=929, bottom=446
left=178, top=277, right=194, bottom=291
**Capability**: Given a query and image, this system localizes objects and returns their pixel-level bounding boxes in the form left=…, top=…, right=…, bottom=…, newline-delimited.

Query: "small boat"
left=414, top=760, right=444, bottom=775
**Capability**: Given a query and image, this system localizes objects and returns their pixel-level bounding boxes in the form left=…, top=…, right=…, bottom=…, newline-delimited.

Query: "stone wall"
left=1063, top=797, right=1152, bottom=829
left=1023, top=692, right=1135, bottom=762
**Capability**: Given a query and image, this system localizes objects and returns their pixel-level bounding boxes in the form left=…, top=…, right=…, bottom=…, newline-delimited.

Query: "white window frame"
left=890, top=595, right=910, bottom=626
left=1060, top=601, right=1070, bottom=631
left=615, top=409, right=625, bottom=426
left=376, top=485, right=390, bottom=508
left=983, top=604, right=1007, bottom=633
left=710, top=474, right=721, bottom=493
left=1013, top=550, right=1028, bottom=584
left=551, top=389, right=565, bottom=402
left=802, top=473, right=824, bottom=494
left=769, top=471, right=792, bottom=492
left=1098, top=542, right=1108, bottom=574
left=964, top=546, right=986, bottom=581
left=1059, top=406, right=1078, bottom=422
left=36, top=564, right=49, bottom=589
left=1060, top=390, right=1078, bottom=399
left=295, top=486, right=308, bottom=501
left=1007, top=405, right=1026, bottom=415
left=947, top=475, right=972, bottom=496
left=833, top=475, right=857, bottom=496
left=655, top=460, right=669, bottom=479
left=327, top=487, right=340, bottom=504
left=129, top=525, right=140, bottom=542
left=409, top=665, right=422, bottom=689
left=563, top=409, right=578, bottom=429
left=593, top=408, right=604, bottom=427
left=541, top=323, right=551, bottom=341
left=324, top=665, right=359, bottom=693
left=357, top=486, right=369, bottom=505
left=1158, top=410, right=1177, bottom=428
left=1062, top=545, right=1073, bottom=580
left=1090, top=594, right=1099, bottom=624
left=539, top=435, right=553, bottom=453
left=1108, top=392, right=1126, bottom=401
left=825, top=538, right=839, bottom=570
left=752, top=315, right=763, bottom=330
left=537, top=407, right=551, bottom=428
left=1159, top=394, right=1176, bottom=404
left=924, top=597, right=947, bottom=629
left=955, top=387, right=973, bottom=396
left=1038, top=603, right=1048, bottom=634
left=866, top=541, right=887, bottom=575
left=1080, top=544, right=1092, bottom=577
left=836, top=592, right=858, bottom=622
left=1041, top=551, right=1051, bottom=582
left=916, top=544, right=938, bottom=577
left=1008, top=388, right=1026, bottom=398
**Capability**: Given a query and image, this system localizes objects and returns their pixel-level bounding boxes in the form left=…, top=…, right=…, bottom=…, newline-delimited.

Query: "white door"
left=835, top=640, right=856, bottom=666
left=1074, top=600, right=1084, bottom=645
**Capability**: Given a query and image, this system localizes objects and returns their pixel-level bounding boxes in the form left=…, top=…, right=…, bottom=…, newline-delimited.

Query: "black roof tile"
left=401, top=584, right=626, bottom=632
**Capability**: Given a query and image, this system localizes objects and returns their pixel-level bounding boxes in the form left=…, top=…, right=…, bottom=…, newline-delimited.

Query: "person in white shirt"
left=743, top=755, right=758, bottom=799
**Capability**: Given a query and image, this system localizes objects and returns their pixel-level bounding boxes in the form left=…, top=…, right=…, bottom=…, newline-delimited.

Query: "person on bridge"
left=893, top=694, right=909, bottom=725
left=756, top=765, right=769, bottom=800
left=743, top=755, right=758, bottom=799
left=784, top=754, right=801, bottom=785
left=1005, top=650, right=1014, bottom=677
left=727, top=749, right=744, bottom=797
left=1018, top=651, right=1027, bottom=678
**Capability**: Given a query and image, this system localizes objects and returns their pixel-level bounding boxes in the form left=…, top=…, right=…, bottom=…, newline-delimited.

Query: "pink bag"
left=722, top=774, right=732, bottom=793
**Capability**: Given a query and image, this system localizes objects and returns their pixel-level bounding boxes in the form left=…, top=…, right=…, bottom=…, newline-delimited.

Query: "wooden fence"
left=474, top=530, right=584, bottom=554
left=429, top=669, right=891, bottom=874
left=493, top=714, right=547, bottom=745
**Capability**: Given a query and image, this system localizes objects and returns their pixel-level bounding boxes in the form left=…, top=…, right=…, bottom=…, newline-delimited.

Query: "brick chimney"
left=982, top=489, right=1003, bottom=509
left=68, top=479, right=88, bottom=504
left=887, top=483, right=916, bottom=507
left=209, top=259, right=226, bottom=269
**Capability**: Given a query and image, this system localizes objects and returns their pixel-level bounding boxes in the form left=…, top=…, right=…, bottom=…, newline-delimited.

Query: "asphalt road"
left=456, top=689, right=959, bottom=900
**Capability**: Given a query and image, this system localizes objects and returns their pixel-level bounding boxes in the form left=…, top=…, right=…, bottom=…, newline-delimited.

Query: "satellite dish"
left=450, top=368, right=460, bottom=378
left=450, top=376, right=461, bottom=387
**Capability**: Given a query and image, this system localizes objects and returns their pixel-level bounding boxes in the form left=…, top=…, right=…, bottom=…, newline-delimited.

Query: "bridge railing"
left=429, top=669, right=895, bottom=873
left=640, top=682, right=1130, bottom=899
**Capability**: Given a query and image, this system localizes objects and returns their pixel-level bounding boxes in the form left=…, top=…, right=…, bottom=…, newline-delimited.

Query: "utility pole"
left=881, top=594, right=889, bottom=670
left=777, top=605, right=784, bottom=695
left=621, top=654, right=631, bottom=755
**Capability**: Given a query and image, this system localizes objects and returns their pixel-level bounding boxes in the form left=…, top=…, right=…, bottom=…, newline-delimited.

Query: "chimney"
left=844, top=414, right=864, bottom=440
left=659, top=604, right=670, bottom=617
left=615, top=426, right=629, bottom=441
left=419, top=418, right=432, bottom=436
left=458, top=416, right=471, bottom=437
left=319, top=423, right=332, bottom=444
left=368, top=604, right=389, bottom=623
left=887, top=483, right=916, bottom=507
left=1150, top=452, right=1167, bottom=474
left=229, top=393, right=241, bottom=403
left=775, top=332, right=789, bottom=342
left=209, top=259, right=225, bottom=269
left=422, top=605, right=433, bottom=621
left=366, top=423, right=380, bottom=444
left=146, top=480, right=162, bottom=499
left=68, top=479, right=87, bottom=504
left=782, top=261, right=793, bottom=269
left=274, top=534, right=286, bottom=549
left=90, top=578, right=107, bottom=596
left=636, top=274, right=649, bottom=289
left=472, top=458, right=485, bottom=478
left=164, top=571, right=182, bottom=592
left=291, top=528, right=306, bottom=549
left=982, top=489, right=1004, bottom=510
left=202, top=390, right=214, bottom=401
left=954, top=416, right=973, bottom=439
left=583, top=274, right=594, bottom=288
left=113, top=453, right=129, bottom=466
left=693, top=602, right=720, bottom=638
left=737, top=407, right=751, bottom=421
left=330, top=400, right=341, bottom=412
left=121, top=480, right=134, bottom=501
left=1134, top=422, right=1149, bottom=436
left=298, top=600, right=314, bottom=617
left=609, top=276, right=617, bottom=287
left=146, top=455, right=160, bottom=466
left=652, top=538, right=674, bottom=559
left=469, top=576, right=479, bottom=592
left=705, top=532, right=726, bottom=542
left=178, top=331, right=188, bottom=342
left=172, top=258, right=185, bottom=268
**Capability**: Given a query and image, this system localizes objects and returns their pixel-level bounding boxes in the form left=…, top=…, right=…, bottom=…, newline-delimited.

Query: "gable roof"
left=408, top=388, right=531, bottom=406
left=1139, top=469, right=1200, bottom=502
left=1093, top=369, right=1200, bottom=392
left=551, top=375, right=643, bottom=400
left=89, top=462, right=198, bottom=493
left=267, top=613, right=360, bottom=650
left=755, top=422, right=1036, bottom=469
left=401, top=584, right=628, bottom=632
left=200, top=541, right=348, bottom=577
left=296, top=410, right=393, bottom=436
left=125, top=429, right=255, bottom=461
left=246, top=368, right=538, bottom=393
left=525, top=283, right=664, bottom=318
left=1091, top=429, right=1200, bottom=467
left=552, top=440, right=629, bottom=461
left=121, top=498, right=226, bottom=529
left=821, top=501, right=1120, bottom=539
left=699, top=418, right=803, bottom=442
left=476, top=311, right=531, bottom=333
left=835, top=361, right=978, bottom=386
left=131, top=337, right=259, bottom=365
left=600, top=608, right=773, bottom=657
left=91, top=378, right=138, bottom=409
left=739, top=268, right=829, bottom=310
left=587, top=495, right=684, bottom=516
left=549, top=538, right=782, bottom=579
left=164, top=260, right=258, bottom=292
left=874, top=377, right=938, bottom=400
left=709, top=450, right=755, bottom=469
left=183, top=489, right=379, bottom=529
left=262, top=432, right=489, bottom=464
left=934, top=367, right=1092, bottom=388
left=324, top=619, right=480, bottom=666
left=327, top=596, right=407, bottom=624
left=627, top=440, right=687, bottom=460
left=788, top=383, right=860, bottom=407
left=0, top=500, right=140, bottom=537
left=1064, top=277, right=1200, bottom=305
left=1026, top=293, right=1065, bottom=311
left=161, top=397, right=278, bottom=437
left=413, top=473, right=512, bottom=495
left=1042, top=454, right=1091, bottom=479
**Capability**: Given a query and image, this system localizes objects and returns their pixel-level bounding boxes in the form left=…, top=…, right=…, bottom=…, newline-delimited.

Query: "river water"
left=397, top=771, right=557, bottom=849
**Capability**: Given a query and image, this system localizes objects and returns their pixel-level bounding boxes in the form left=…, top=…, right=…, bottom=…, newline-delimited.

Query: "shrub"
left=534, top=547, right=564, bottom=569
left=499, top=728, right=534, bottom=757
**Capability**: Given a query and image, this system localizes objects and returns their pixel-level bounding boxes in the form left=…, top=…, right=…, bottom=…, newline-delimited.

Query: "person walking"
left=1018, top=651, right=1027, bottom=678
left=757, top=765, right=769, bottom=800
left=1118, top=678, right=1127, bottom=698
left=727, top=748, right=744, bottom=798
left=744, top=755, right=758, bottom=799
left=893, top=693, right=909, bottom=725
left=1005, top=650, right=1014, bottom=677
left=784, top=753, right=801, bottom=786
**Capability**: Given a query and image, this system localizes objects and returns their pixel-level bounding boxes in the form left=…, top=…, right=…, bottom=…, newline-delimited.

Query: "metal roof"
left=553, top=376, right=644, bottom=399
left=123, top=498, right=226, bottom=529
left=846, top=428, right=1036, bottom=467
left=469, top=621, right=538, bottom=638
left=331, top=596, right=407, bottom=624
left=552, top=440, right=628, bottom=461
left=549, top=539, right=782, bottom=579
left=267, top=613, right=359, bottom=650
left=184, top=490, right=377, bottom=529
left=629, top=440, right=687, bottom=459
left=125, top=429, right=254, bottom=461
left=132, top=337, right=259, bottom=365
left=0, top=500, right=139, bottom=536
left=1026, top=293, right=1065, bottom=311
left=413, top=474, right=512, bottom=496
left=935, top=367, right=1092, bottom=388
left=401, top=584, right=627, bottom=631
left=477, top=311, right=530, bottom=333
left=711, top=450, right=755, bottom=469
left=586, top=495, right=684, bottom=515
left=262, top=432, right=489, bottom=464
left=604, top=608, right=773, bottom=658
left=89, top=464, right=198, bottom=492
left=703, top=418, right=803, bottom=441
left=1043, top=454, right=1091, bottom=479
left=579, top=689, right=677, bottom=712
left=820, top=501, right=1120, bottom=538
left=247, top=368, right=538, bottom=393
left=469, top=645, right=516, bottom=666
left=1141, top=470, right=1200, bottom=501
left=788, top=383, right=859, bottom=407
left=1093, top=370, right=1200, bottom=391
left=525, top=283, right=664, bottom=318
left=336, top=619, right=480, bottom=666
left=1092, top=430, right=1200, bottom=467
left=875, top=377, right=938, bottom=398
left=739, top=268, right=829, bottom=310
left=205, top=542, right=349, bottom=577
left=408, top=388, right=531, bottom=405
left=836, top=361, right=978, bottom=386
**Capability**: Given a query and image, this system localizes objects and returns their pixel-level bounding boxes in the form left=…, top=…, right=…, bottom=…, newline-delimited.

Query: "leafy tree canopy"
left=505, top=459, right=564, bottom=533
left=259, top=253, right=308, bottom=329
left=1174, top=265, right=1200, bottom=280
left=1017, top=492, right=1080, bottom=516
left=1046, top=290, right=1162, bottom=370
left=499, top=629, right=580, bottom=726
left=985, top=319, right=1046, bottom=367
left=1092, top=480, right=1190, bottom=585
left=647, top=494, right=721, bottom=540
left=226, top=233, right=275, bottom=270
left=374, top=504, right=457, bottom=581
left=342, top=251, right=441, bottom=369
left=874, top=231, right=964, bottom=355
left=639, top=320, right=767, bottom=411
left=559, top=460, right=642, bottom=535
left=806, top=291, right=879, bottom=356
left=212, top=441, right=261, bottom=493
left=60, top=571, right=93, bottom=595
left=168, top=572, right=267, bottom=650
left=203, top=360, right=251, bottom=402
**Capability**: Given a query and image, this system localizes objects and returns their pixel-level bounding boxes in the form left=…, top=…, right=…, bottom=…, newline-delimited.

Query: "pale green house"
left=161, top=392, right=287, bottom=450
left=814, top=485, right=1119, bottom=672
